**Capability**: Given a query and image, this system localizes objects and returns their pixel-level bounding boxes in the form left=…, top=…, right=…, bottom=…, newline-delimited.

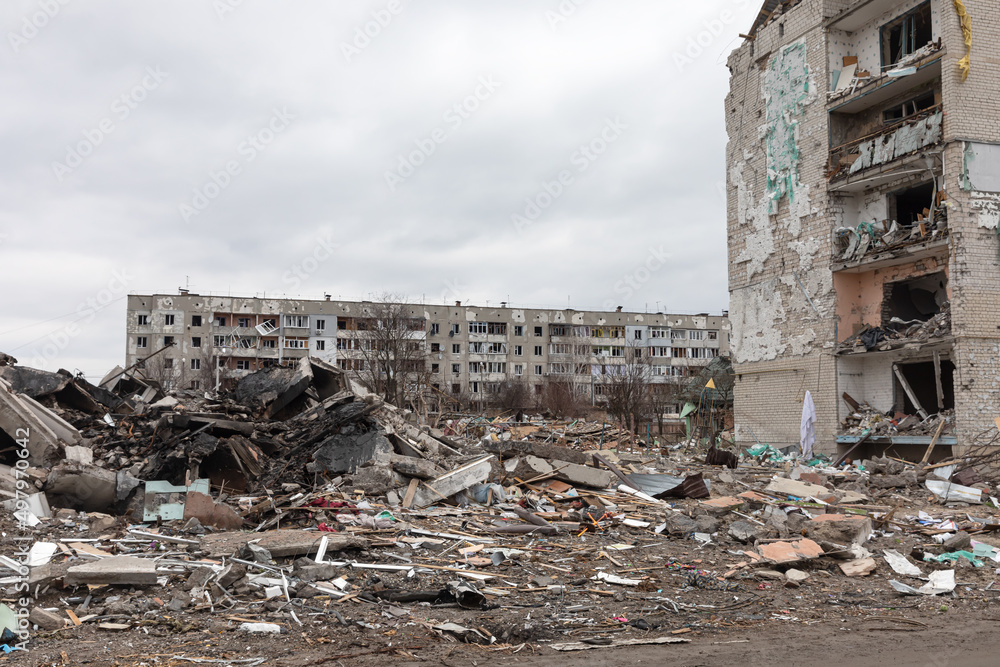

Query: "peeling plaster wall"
left=730, top=280, right=787, bottom=363
left=763, top=41, right=815, bottom=225
left=726, top=0, right=839, bottom=453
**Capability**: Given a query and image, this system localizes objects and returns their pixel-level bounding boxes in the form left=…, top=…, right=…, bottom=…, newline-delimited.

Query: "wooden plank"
left=933, top=351, right=944, bottom=410
left=842, top=392, right=861, bottom=412
left=592, top=452, right=640, bottom=490
left=402, top=478, right=419, bottom=509
left=920, top=419, right=947, bottom=465
left=833, top=432, right=870, bottom=467
left=893, top=364, right=928, bottom=420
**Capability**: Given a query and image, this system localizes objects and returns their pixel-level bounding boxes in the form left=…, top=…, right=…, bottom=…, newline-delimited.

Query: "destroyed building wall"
left=726, top=0, right=840, bottom=451
left=728, top=0, right=1000, bottom=456
left=126, top=295, right=730, bottom=406
left=938, top=0, right=1000, bottom=449
left=832, top=256, right=949, bottom=335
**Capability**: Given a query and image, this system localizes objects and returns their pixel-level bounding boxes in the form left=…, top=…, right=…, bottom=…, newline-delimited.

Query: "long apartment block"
left=726, top=0, right=997, bottom=455
left=125, top=293, right=730, bottom=399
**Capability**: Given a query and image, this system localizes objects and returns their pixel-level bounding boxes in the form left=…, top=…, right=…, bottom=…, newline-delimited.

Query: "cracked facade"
left=727, top=0, right=1000, bottom=456
left=125, top=294, right=729, bottom=407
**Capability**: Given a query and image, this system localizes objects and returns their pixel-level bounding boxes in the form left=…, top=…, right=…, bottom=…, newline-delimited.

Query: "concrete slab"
left=65, top=556, right=157, bottom=586
left=765, top=476, right=835, bottom=501
left=509, top=455, right=615, bottom=490
left=410, top=455, right=494, bottom=508
left=483, top=440, right=590, bottom=466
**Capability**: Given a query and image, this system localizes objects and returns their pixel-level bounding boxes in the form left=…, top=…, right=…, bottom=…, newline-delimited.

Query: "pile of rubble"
left=838, top=305, right=951, bottom=354
left=842, top=404, right=954, bottom=438
left=835, top=207, right=948, bottom=265
left=4, top=356, right=1000, bottom=663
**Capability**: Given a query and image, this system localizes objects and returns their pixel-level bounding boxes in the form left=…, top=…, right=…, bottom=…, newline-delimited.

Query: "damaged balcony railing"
left=828, top=105, right=942, bottom=181
left=832, top=206, right=948, bottom=264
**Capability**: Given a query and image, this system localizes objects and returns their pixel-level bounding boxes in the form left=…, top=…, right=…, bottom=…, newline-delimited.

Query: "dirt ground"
left=10, top=578, right=1000, bottom=667
left=10, top=611, right=1000, bottom=667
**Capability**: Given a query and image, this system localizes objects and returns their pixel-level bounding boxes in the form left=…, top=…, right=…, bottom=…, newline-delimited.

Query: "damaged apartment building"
left=726, top=0, right=998, bottom=457
left=124, top=294, right=730, bottom=409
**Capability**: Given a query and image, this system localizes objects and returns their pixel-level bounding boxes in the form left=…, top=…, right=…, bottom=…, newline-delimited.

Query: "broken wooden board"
left=551, top=636, right=691, bottom=652
left=200, top=530, right=368, bottom=558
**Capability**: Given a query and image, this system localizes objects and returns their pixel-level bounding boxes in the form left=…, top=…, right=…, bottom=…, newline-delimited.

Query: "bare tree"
left=603, top=343, right=652, bottom=435
left=493, top=376, right=532, bottom=414
left=647, top=377, right=683, bottom=437
left=539, top=378, right=588, bottom=418
left=351, top=294, right=429, bottom=408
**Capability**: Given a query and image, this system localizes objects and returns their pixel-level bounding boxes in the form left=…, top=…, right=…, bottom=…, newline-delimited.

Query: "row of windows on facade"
left=336, top=359, right=693, bottom=378
left=135, top=336, right=330, bottom=352
left=135, top=313, right=721, bottom=341
left=135, top=335, right=718, bottom=359
left=438, top=381, right=688, bottom=397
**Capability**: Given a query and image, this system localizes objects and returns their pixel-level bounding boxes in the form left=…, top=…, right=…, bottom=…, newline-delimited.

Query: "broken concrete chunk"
left=839, top=557, right=877, bottom=577
left=728, top=520, right=761, bottom=543
left=663, top=513, right=699, bottom=536
left=1, top=378, right=81, bottom=465
left=64, top=445, right=94, bottom=465
left=765, top=476, right=833, bottom=500
left=308, top=430, right=393, bottom=474
left=941, top=531, right=972, bottom=551
left=785, top=569, right=810, bottom=584
left=804, top=514, right=873, bottom=546
left=389, top=455, right=444, bottom=480
left=65, top=556, right=157, bottom=587
left=700, top=496, right=743, bottom=514
left=182, top=491, right=244, bottom=531
left=45, top=463, right=118, bottom=513
left=758, top=539, right=824, bottom=564
left=28, top=607, right=66, bottom=631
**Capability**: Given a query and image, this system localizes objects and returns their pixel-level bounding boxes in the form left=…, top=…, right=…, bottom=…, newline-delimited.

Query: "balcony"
left=828, top=106, right=942, bottom=185
left=827, top=44, right=942, bottom=114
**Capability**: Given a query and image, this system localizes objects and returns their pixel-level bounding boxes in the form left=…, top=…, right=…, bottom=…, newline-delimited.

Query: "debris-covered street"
left=6, top=0, right=1000, bottom=664
left=5, top=357, right=1000, bottom=666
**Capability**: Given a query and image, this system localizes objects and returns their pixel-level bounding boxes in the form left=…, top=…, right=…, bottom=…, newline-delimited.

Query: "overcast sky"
left=0, top=0, right=759, bottom=380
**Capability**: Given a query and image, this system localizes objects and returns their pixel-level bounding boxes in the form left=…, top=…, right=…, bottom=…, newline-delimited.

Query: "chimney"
left=455, top=300, right=461, bottom=307
left=616, top=306, right=623, bottom=313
